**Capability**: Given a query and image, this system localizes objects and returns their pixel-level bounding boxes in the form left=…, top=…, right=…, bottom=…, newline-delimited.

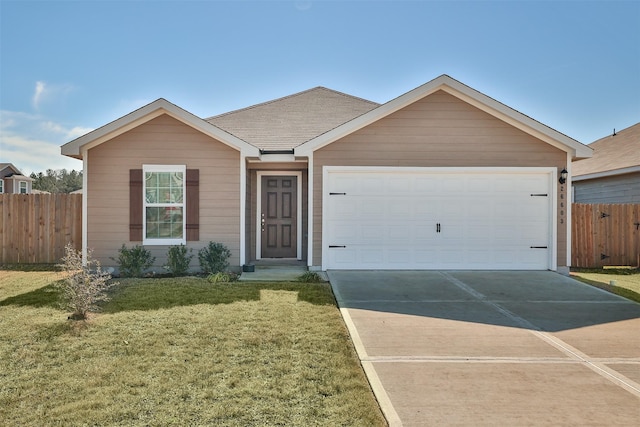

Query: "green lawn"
left=571, top=268, right=640, bottom=303
left=0, top=271, right=386, bottom=426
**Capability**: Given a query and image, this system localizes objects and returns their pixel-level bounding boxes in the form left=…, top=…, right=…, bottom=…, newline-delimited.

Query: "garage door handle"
left=436, top=223, right=441, bottom=233
left=329, top=245, right=346, bottom=248
left=530, top=246, right=548, bottom=249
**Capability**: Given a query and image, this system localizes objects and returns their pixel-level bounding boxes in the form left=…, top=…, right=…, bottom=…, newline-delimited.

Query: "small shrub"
left=207, top=272, right=238, bottom=283
left=198, top=242, right=231, bottom=274
left=56, top=244, right=117, bottom=320
left=297, top=271, right=323, bottom=283
left=164, top=245, right=193, bottom=276
left=111, top=244, right=155, bottom=277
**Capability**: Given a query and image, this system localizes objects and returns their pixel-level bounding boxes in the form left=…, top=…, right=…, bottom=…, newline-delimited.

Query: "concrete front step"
left=239, top=265, right=329, bottom=282
left=239, top=265, right=308, bottom=282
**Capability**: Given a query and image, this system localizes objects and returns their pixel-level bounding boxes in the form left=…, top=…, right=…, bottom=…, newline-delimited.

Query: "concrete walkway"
left=329, top=271, right=640, bottom=426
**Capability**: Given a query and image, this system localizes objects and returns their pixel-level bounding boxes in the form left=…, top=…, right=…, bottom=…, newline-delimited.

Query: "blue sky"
left=1, top=0, right=639, bottom=175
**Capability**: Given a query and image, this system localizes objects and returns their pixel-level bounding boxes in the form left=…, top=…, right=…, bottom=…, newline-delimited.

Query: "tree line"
left=30, top=169, right=83, bottom=193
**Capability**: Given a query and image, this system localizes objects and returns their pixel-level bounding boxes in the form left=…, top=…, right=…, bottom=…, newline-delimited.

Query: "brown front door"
left=261, top=175, right=297, bottom=258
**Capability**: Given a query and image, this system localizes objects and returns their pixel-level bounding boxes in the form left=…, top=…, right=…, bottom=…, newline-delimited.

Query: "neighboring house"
left=61, top=75, right=592, bottom=274
left=0, top=163, right=34, bottom=194
left=572, top=122, right=640, bottom=204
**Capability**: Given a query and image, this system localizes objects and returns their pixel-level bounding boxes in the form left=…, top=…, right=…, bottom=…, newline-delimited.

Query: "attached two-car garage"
left=323, top=167, right=556, bottom=271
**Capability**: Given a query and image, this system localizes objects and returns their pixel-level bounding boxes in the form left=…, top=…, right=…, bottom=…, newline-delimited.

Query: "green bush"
left=111, top=244, right=155, bottom=277
left=164, top=245, right=193, bottom=276
left=297, top=271, right=323, bottom=283
left=57, top=244, right=117, bottom=320
left=198, top=242, right=231, bottom=274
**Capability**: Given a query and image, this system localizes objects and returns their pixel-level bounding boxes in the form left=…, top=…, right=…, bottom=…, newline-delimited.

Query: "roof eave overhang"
left=295, top=75, right=593, bottom=160
left=61, top=99, right=260, bottom=159
left=573, top=165, right=640, bottom=182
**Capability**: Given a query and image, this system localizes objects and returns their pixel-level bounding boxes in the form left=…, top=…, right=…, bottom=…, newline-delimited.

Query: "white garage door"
left=323, top=168, right=554, bottom=270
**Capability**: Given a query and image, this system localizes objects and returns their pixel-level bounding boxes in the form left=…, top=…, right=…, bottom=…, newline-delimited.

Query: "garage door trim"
left=322, top=166, right=558, bottom=271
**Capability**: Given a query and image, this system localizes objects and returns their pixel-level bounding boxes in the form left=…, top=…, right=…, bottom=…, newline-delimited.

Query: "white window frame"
left=142, top=164, right=186, bottom=246
left=19, top=181, right=27, bottom=194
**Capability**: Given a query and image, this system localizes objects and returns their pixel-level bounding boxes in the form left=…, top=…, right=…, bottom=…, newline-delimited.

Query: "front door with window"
left=261, top=175, right=297, bottom=258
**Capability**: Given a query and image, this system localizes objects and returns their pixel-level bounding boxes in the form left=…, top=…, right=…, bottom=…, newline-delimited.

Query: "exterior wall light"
left=559, top=168, right=568, bottom=184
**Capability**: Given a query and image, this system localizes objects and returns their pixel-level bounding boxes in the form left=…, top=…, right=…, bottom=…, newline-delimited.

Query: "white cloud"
left=33, top=81, right=46, bottom=110
left=0, top=110, right=88, bottom=174
left=31, top=81, right=75, bottom=112
left=67, top=126, right=94, bottom=139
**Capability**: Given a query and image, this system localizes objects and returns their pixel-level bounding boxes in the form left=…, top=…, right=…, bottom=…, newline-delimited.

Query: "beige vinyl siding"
left=87, top=114, right=241, bottom=270
left=313, top=90, right=568, bottom=268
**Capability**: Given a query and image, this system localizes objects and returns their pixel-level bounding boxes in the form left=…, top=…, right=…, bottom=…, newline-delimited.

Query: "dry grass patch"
left=0, top=270, right=64, bottom=300
left=571, top=268, right=640, bottom=303
left=0, top=274, right=385, bottom=426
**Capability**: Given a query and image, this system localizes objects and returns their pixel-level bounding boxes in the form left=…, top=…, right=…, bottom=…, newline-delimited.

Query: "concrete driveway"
left=328, top=271, right=640, bottom=426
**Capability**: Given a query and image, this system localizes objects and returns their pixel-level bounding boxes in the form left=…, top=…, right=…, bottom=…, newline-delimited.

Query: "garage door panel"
left=325, top=169, right=552, bottom=270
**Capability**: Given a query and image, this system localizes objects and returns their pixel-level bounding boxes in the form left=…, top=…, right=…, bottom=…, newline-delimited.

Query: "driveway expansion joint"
left=439, top=271, right=640, bottom=397
left=329, top=270, right=640, bottom=425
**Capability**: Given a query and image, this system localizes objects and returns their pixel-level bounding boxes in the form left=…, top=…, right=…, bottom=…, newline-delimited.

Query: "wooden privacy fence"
left=572, top=203, right=640, bottom=268
left=0, top=194, right=82, bottom=264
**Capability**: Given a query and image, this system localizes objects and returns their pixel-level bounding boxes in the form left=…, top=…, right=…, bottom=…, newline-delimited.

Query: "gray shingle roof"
left=206, top=87, right=379, bottom=151
left=573, top=122, right=640, bottom=177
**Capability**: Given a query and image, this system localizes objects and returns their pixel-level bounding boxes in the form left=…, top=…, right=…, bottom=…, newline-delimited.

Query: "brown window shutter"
left=186, top=169, right=199, bottom=241
left=129, top=169, right=143, bottom=241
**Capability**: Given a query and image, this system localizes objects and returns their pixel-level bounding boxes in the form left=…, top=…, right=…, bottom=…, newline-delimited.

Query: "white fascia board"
left=295, top=75, right=593, bottom=159
left=572, top=165, right=640, bottom=182
left=61, top=98, right=259, bottom=159
left=257, top=153, right=297, bottom=163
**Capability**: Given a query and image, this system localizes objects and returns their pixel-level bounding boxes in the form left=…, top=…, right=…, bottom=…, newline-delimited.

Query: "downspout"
left=82, top=148, right=88, bottom=266
left=307, top=155, right=314, bottom=268
left=239, top=153, right=247, bottom=267
left=566, top=151, right=572, bottom=271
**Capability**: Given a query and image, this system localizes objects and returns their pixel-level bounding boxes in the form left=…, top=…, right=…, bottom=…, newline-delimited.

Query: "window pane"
left=157, top=172, right=171, bottom=187
left=171, top=188, right=183, bottom=203
left=145, top=188, right=157, bottom=203
left=145, top=207, right=183, bottom=239
left=145, top=172, right=157, bottom=187
left=145, top=171, right=183, bottom=205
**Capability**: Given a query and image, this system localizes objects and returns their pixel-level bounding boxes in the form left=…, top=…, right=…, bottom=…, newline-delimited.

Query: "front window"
left=143, top=165, right=186, bottom=245
left=0, top=180, right=4, bottom=193
left=19, top=181, right=27, bottom=193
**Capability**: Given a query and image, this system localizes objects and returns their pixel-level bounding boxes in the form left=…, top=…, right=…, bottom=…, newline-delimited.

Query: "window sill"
left=143, top=238, right=186, bottom=246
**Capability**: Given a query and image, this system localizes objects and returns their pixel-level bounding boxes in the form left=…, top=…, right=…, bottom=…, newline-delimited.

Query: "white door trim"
left=322, top=166, right=557, bottom=271
left=256, top=171, right=303, bottom=260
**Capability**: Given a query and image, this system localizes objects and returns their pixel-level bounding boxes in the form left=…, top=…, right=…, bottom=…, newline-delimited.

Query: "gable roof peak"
left=206, top=86, right=377, bottom=121
left=61, top=97, right=259, bottom=159
left=295, top=74, right=592, bottom=159
left=206, top=85, right=380, bottom=150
